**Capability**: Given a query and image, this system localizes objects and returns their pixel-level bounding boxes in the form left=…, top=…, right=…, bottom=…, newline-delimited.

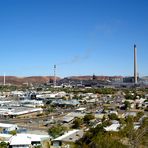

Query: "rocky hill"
left=0, top=75, right=124, bottom=85
left=0, top=76, right=60, bottom=85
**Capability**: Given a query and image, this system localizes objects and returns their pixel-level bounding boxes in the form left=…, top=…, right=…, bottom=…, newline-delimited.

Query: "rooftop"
left=0, top=106, right=43, bottom=116
left=53, top=130, right=83, bottom=142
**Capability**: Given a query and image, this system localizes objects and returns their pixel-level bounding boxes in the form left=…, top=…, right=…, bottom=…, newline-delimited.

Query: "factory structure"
left=122, top=44, right=139, bottom=85
left=134, top=44, right=138, bottom=84
left=54, top=64, right=57, bottom=87
left=54, top=44, right=142, bottom=88
left=1, top=44, right=147, bottom=88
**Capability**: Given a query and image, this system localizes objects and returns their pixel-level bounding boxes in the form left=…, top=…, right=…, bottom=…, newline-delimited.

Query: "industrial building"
left=0, top=106, right=43, bottom=118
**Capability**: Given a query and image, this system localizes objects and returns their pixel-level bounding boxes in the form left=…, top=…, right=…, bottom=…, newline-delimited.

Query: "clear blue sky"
left=0, top=0, right=148, bottom=77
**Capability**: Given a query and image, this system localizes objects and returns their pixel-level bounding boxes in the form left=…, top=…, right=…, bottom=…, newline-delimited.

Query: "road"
left=0, top=112, right=66, bottom=131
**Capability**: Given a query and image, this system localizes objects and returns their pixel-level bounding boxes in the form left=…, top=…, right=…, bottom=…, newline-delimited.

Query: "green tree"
left=124, top=101, right=131, bottom=110
left=46, top=106, right=53, bottom=113
left=125, top=94, right=135, bottom=100
left=92, top=133, right=127, bottom=148
left=134, top=111, right=144, bottom=122
left=75, top=124, right=127, bottom=148
left=119, top=118, right=126, bottom=125
left=83, top=114, right=95, bottom=124
left=48, top=125, right=67, bottom=138
left=0, top=142, right=8, bottom=148
left=72, top=118, right=83, bottom=129
left=108, top=113, right=118, bottom=120
left=75, top=116, right=148, bottom=148
left=9, top=130, right=17, bottom=135
left=131, top=117, right=148, bottom=148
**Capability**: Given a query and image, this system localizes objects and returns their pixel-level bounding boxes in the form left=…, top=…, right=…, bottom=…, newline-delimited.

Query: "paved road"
left=0, top=112, right=66, bottom=131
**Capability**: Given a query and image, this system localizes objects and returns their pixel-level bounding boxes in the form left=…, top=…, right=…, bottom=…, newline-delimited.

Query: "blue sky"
left=0, top=0, right=148, bottom=77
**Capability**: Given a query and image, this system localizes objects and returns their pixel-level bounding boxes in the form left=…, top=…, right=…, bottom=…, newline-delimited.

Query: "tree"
left=48, top=125, right=67, bottom=138
left=0, top=142, right=8, bottom=148
left=83, top=114, right=95, bottom=124
left=134, top=111, right=144, bottom=122
left=125, top=94, right=135, bottom=100
left=130, top=117, right=148, bottom=148
left=120, top=117, right=148, bottom=148
left=89, top=124, right=105, bottom=136
left=72, top=118, right=83, bottom=129
left=91, top=133, right=128, bottom=148
left=75, top=123, right=127, bottom=148
left=124, top=101, right=131, bottom=110
left=9, top=130, right=17, bottom=135
left=120, top=118, right=134, bottom=138
left=46, top=106, right=53, bottom=113
left=108, top=113, right=118, bottom=120
left=75, top=116, right=148, bottom=148
left=119, top=118, right=126, bottom=125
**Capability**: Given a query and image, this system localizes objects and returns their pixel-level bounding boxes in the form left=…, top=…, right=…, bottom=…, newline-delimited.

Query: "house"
left=20, top=100, right=44, bottom=107
left=133, top=122, right=141, bottom=130
left=62, top=116, right=75, bottom=123
left=125, top=112, right=137, bottom=117
left=104, top=123, right=120, bottom=132
left=109, top=110, right=118, bottom=115
left=51, top=99, right=79, bottom=107
left=9, top=135, right=31, bottom=148
left=0, top=123, right=17, bottom=133
left=0, top=107, right=43, bottom=118
left=66, top=112, right=85, bottom=118
left=52, top=130, right=83, bottom=147
left=75, top=108, right=86, bottom=113
left=0, top=133, right=50, bottom=148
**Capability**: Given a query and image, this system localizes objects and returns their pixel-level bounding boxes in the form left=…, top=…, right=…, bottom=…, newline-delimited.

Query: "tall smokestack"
left=134, top=44, right=137, bottom=84
left=4, top=73, right=5, bottom=86
left=54, top=65, right=56, bottom=87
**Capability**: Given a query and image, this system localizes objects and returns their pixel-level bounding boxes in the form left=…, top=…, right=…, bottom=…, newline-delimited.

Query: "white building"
left=0, top=133, right=50, bottom=148
left=52, top=130, right=83, bottom=147
left=0, top=123, right=17, bottom=132
left=104, top=123, right=120, bottom=132
left=9, top=135, right=31, bottom=148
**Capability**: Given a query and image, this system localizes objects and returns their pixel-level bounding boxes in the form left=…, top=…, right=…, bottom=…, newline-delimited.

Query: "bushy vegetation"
left=0, top=142, right=8, bottom=148
left=74, top=116, right=148, bottom=148
left=48, top=125, right=67, bottom=138
left=72, top=118, right=83, bottom=129
left=108, top=113, right=118, bottom=120
left=124, top=101, right=131, bottom=110
left=48, top=87, right=116, bottom=94
left=9, top=130, right=17, bottom=135
left=74, top=123, right=127, bottom=148
left=83, top=114, right=95, bottom=124
left=0, top=85, right=17, bottom=92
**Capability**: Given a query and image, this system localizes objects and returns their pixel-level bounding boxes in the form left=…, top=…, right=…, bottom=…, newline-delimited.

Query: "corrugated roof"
left=0, top=123, right=17, bottom=128
left=9, top=135, right=31, bottom=145
left=53, top=130, right=83, bottom=142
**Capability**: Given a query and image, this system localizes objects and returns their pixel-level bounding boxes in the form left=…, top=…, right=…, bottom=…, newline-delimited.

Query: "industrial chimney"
left=134, top=44, right=138, bottom=84
left=54, top=65, right=56, bottom=87
left=4, top=73, right=5, bottom=86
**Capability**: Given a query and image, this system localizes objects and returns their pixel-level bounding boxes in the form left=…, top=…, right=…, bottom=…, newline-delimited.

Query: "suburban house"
left=52, top=130, right=83, bottom=147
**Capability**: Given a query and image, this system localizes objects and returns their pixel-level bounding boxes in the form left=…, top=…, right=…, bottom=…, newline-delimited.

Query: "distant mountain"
left=0, top=76, right=60, bottom=85
left=0, top=75, right=124, bottom=85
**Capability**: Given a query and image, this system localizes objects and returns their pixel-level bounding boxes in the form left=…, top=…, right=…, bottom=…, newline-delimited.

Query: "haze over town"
left=0, top=0, right=148, bottom=77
